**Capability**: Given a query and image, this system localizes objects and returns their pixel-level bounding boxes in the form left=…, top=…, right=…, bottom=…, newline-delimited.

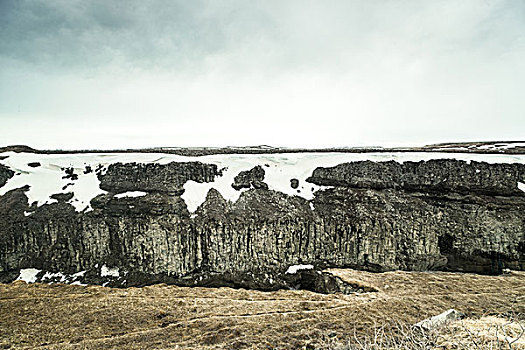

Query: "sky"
left=1, top=0, right=524, bottom=149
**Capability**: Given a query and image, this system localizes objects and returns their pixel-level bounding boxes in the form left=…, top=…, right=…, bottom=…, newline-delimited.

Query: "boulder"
left=232, top=165, right=268, bottom=190
left=415, top=309, right=465, bottom=330
left=0, top=164, right=14, bottom=188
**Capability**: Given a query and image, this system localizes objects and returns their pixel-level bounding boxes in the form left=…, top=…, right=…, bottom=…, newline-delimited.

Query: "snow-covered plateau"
left=1, top=151, right=525, bottom=213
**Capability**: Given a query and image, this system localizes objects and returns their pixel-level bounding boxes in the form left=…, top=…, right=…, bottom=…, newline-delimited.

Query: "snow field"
left=1, top=151, right=525, bottom=213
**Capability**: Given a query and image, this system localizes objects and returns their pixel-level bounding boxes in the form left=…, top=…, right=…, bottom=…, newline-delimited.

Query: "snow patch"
left=499, top=142, right=525, bottom=149
left=71, top=281, right=87, bottom=286
left=72, top=270, right=86, bottom=278
left=100, top=265, right=119, bottom=277
left=518, top=182, right=525, bottom=193
left=286, top=264, right=314, bottom=274
left=434, top=142, right=525, bottom=151
left=114, top=191, right=148, bottom=199
left=41, top=271, right=66, bottom=282
left=16, top=268, right=41, bottom=283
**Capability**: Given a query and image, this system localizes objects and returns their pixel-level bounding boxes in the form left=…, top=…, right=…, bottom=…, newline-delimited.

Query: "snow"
left=72, top=270, right=86, bottom=278
left=114, top=191, right=148, bottom=199
left=286, top=264, right=314, bottom=274
left=499, top=142, right=525, bottom=149
left=0, top=153, right=107, bottom=211
left=71, top=281, right=87, bottom=286
left=518, top=182, right=525, bottom=193
left=41, top=271, right=66, bottom=282
left=477, top=144, right=497, bottom=150
left=1, top=151, right=525, bottom=214
left=480, top=143, right=525, bottom=150
left=16, top=268, right=41, bottom=283
left=433, top=142, right=525, bottom=151
left=100, top=264, right=119, bottom=277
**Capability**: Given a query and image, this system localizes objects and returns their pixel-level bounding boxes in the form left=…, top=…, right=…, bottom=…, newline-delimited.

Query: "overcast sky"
left=1, top=0, right=524, bottom=149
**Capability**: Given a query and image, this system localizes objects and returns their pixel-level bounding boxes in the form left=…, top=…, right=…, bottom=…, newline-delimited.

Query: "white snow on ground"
left=67, top=173, right=108, bottom=212
left=1, top=151, right=525, bottom=213
left=16, top=268, right=41, bottom=283
left=477, top=143, right=525, bottom=150
left=518, top=182, right=525, bottom=193
left=501, top=142, right=525, bottom=149
left=14, top=269, right=87, bottom=285
left=286, top=264, right=314, bottom=274
left=41, top=271, right=66, bottom=282
left=72, top=270, right=86, bottom=278
left=433, top=142, right=525, bottom=151
left=70, top=281, right=87, bottom=286
left=476, top=145, right=496, bottom=150
left=100, top=265, right=119, bottom=277
left=114, top=191, right=148, bottom=199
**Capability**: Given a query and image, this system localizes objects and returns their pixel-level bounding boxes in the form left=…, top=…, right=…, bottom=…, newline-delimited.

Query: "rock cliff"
left=0, top=164, right=14, bottom=188
left=0, top=155, right=524, bottom=293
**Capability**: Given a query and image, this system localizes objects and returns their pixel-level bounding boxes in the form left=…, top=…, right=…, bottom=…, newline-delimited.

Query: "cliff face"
left=0, top=164, right=14, bottom=188
left=0, top=155, right=524, bottom=292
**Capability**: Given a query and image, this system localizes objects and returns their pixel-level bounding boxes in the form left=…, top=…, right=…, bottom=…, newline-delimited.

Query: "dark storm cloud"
left=0, top=0, right=278, bottom=71
left=2, top=0, right=524, bottom=74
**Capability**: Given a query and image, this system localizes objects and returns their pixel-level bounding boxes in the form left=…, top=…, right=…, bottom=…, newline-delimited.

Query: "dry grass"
left=322, top=316, right=525, bottom=349
left=1, top=269, right=524, bottom=349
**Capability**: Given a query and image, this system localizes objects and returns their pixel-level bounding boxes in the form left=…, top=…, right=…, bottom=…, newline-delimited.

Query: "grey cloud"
left=2, top=0, right=524, bottom=73
left=1, top=1, right=524, bottom=148
left=0, top=0, right=279, bottom=71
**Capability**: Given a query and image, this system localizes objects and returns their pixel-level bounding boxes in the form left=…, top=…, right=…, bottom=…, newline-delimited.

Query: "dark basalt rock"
left=99, top=161, right=222, bottom=195
left=172, top=269, right=372, bottom=294
left=27, top=162, right=41, bottom=168
left=231, top=189, right=314, bottom=221
left=0, top=266, right=373, bottom=295
left=0, top=164, right=14, bottom=188
left=0, top=269, right=19, bottom=283
left=0, top=158, right=524, bottom=293
left=0, top=186, right=30, bottom=214
left=290, top=178, right=299, bottom=189
left=62, top=167, right=78, bottom=181
left=232, top=165, right=268, bottom=190
left=282, top=269, right=378, bottom=294
left=306, top=159, right=525, bottom=196
left=50, top=192, right=74, bottom=202
left=91, top=192, right=190, bottom=217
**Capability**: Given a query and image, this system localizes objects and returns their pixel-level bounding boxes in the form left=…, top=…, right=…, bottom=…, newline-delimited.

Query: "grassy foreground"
left=1, top=269, right=524, bottom=349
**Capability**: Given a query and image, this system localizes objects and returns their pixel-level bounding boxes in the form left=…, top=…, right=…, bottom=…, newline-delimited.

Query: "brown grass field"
left=1, top=269, right=524, bottom=349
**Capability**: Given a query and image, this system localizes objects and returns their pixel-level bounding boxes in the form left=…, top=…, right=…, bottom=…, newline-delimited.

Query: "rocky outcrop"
left=0, top=164, right=14, bottom=188
left=306, top=160, right=525, bottom=196
left=231, top=165, right=268, bottom=190
left=0, top=158, right=524, bottom=293
left=99, top=162, right=222, bottom=195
